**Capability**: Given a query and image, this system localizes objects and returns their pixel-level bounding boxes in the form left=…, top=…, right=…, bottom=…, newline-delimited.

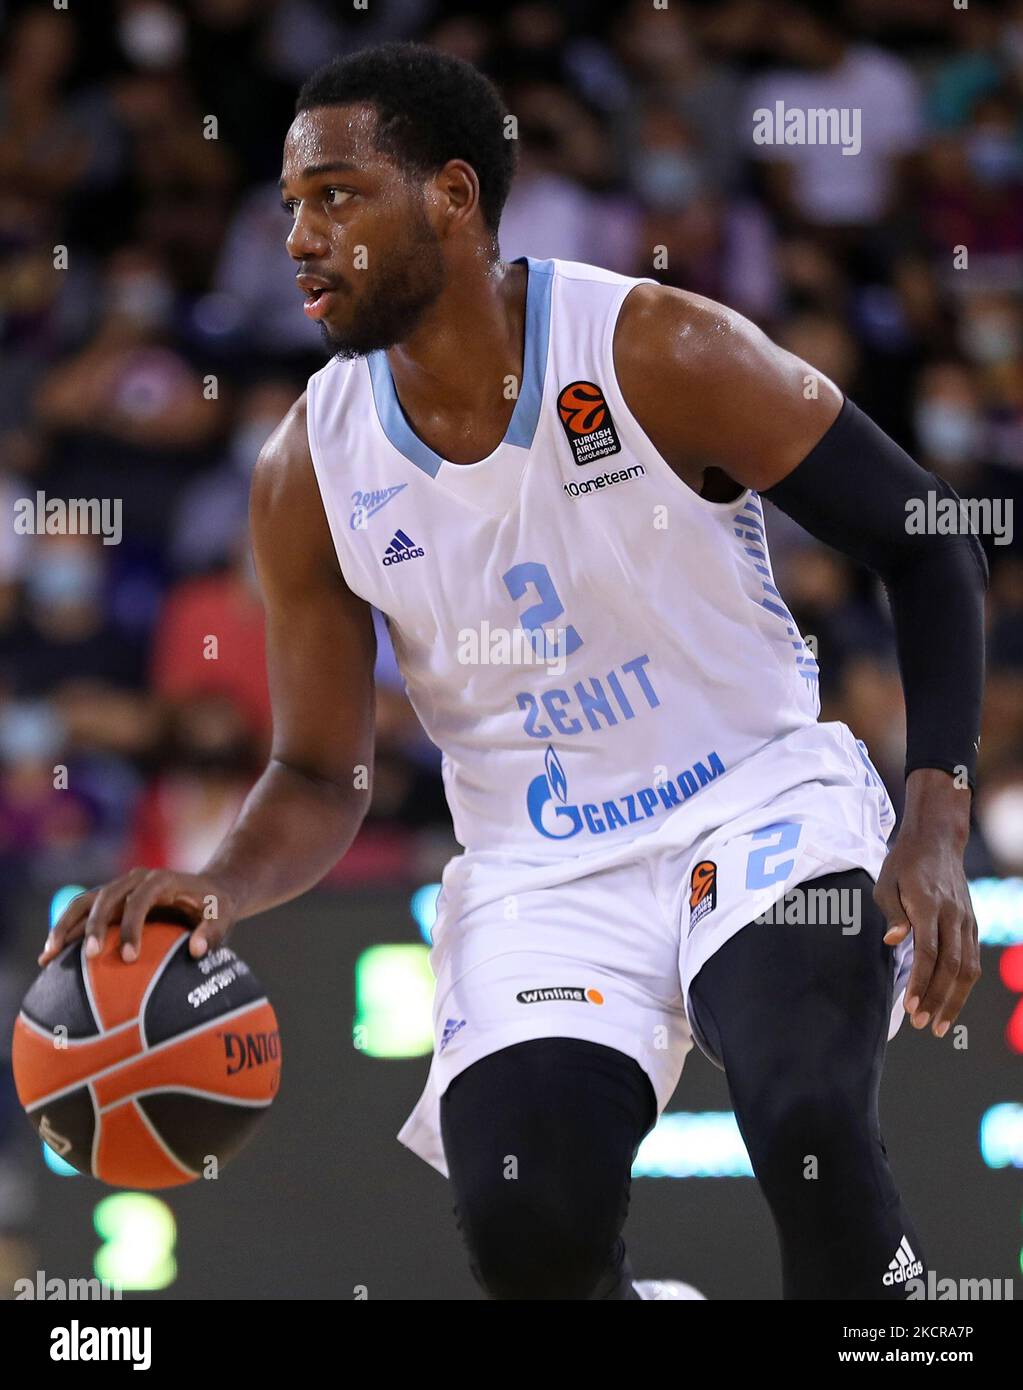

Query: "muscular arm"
left=613, top=284, right=986, bottom=786
left=43, top=394, right=377, bottom=962
left=200, top=393, right=377, bottom=920
left=613, top=284, right=845, bottom=494
left=614, top=285, right=986, bottom=1038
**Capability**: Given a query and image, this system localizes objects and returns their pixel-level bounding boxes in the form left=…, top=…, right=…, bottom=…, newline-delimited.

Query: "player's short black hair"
left=295, top=42, right=517, bottom=235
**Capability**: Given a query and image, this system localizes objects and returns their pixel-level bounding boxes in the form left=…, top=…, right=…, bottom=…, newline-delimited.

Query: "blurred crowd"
left=1, top=0, right=1022, bottom=916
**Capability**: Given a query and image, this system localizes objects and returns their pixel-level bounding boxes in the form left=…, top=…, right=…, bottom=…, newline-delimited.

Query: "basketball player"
left=44, top=44, right=986, bottom=1301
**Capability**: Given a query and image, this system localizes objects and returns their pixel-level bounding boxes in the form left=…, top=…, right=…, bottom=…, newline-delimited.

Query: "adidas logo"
left=883, top=1235, right=923, bottom=1285
left=439, top=1018, right=466, bottom=1053
left=381, top=529, right=425, bottom=566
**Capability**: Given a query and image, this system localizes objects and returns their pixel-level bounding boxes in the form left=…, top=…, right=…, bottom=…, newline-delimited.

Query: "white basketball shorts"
left=397, top=724, right=914, bottom=1177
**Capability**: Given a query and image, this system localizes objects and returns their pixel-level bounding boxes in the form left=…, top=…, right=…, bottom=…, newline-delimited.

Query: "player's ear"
left=433, top=159, right=479, bottom=235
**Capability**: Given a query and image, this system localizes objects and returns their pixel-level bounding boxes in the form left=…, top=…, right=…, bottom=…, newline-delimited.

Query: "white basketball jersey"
left=306, top=257, right=893, bottom=861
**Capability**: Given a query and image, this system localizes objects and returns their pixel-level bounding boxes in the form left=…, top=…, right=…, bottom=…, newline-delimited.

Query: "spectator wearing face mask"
left=11, top=535, right=146, bottom=698
left=0, top=701, right=97, bottom=890
left=918, top=102, right=1023, bottom=266
left=912, top=361, right=987, bottom=484
left=34, top=247, right=225, bottom=454
left=626, top=101, right=778, bottom=318
left=210, top=181, right=327, bottom=365
left=926, top=3, right=1008, bottom=131
left=744, top=2, right=924, bottom=229
left=169, top=379, right=301, bottom=576
left=497, top=81, right=639, bottom=270
left=123, top=692, right=261, bottom=873
left=612, top=0, right=745, bottom=195
left=32, top=246, right=229, bottom=556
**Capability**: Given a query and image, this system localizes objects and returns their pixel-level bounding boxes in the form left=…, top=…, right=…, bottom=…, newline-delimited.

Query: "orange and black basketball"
left=557, top=380, right=608, bottom=434
left=12, top=921, right=280, bottom=1189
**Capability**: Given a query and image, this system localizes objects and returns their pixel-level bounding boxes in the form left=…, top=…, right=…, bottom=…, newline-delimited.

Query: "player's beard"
left=318, top=199, right=446, bottom=360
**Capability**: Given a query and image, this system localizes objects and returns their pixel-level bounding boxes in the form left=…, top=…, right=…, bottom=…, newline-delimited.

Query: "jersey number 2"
left=502, top=562, right=583, bottom=658
left=745, top=822, right=802, bottom=890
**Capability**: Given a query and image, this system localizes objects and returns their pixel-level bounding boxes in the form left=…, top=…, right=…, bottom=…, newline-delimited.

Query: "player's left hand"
left=873, top=830, right=980, bottom=1039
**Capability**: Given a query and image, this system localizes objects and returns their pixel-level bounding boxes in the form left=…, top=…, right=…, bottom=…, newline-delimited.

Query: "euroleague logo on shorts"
left=689, top=860, right=718, bottom=931
left=556, top=380, right=621, bottom=466
left=516, top=986, right=605, bottom=1005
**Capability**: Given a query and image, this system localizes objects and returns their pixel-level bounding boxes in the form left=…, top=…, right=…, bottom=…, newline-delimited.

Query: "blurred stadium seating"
left=0, top=0, right=1021, bottom=1297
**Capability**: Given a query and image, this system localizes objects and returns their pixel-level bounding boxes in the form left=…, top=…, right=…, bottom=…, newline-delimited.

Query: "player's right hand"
left=39, top=869, right=239, bottom=968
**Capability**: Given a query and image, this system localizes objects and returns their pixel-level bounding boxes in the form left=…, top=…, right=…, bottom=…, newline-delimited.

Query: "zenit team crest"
left=557, top=380, right=621, bottom=465
left=689, top=860, right=717, bottom=931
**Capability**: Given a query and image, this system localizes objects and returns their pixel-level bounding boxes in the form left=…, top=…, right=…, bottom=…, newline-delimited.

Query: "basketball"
left=12, top=921, right=281, bottom=1189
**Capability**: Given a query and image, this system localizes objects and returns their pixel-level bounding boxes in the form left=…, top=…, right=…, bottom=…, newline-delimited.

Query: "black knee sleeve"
left=439, top=1038, right=656, bottom=1300
left=690, top=869, right=927, bottom=1299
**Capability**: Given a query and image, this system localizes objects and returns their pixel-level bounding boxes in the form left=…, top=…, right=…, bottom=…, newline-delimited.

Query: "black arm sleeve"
left=763, top=396, right=988, bottom=789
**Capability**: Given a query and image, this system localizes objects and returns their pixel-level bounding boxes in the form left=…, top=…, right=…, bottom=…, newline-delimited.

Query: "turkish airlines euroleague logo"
left=557, top=380, right=621, bottom=466
left=689, top=860, right=717, bottom=932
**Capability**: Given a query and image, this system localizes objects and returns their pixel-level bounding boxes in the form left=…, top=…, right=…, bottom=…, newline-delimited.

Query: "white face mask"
left=118, top=3, right=185, bottom=70
left=960, top=313, right=1021, bottom=366
left=966, top=130, right=1023, bottom=187
left=633, top=151, right=702, bottom=209
left=27, top=550, right=103, bottom=607
left=978, top=784, right=1023, bottom=873
left=913, top=400, right=983, bottom=467
left=0, top=701, right=63, bottom=763
left=108, top=273, right=174, bottom=330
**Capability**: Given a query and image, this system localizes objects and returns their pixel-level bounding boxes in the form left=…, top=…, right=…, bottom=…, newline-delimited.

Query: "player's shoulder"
left=540, top=259, right=746, bottom=353
left=615, top=281, right=759, bottom=374
left=258, top=388, right=308, bottom=466
left=547, top=256, right=627, bottom=284
left=249, top=389, right=348, bottom=581
left=304, top=347, right=366, bottom=405
left=548, top=258, right=675, bottom=339
left=303, top=349, right=372, bottom=451
left=612, top=283, right=799, bottom=458
left=546, top=256, right=647, bottom=294
left=251, top=389, right=317, bottom=517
